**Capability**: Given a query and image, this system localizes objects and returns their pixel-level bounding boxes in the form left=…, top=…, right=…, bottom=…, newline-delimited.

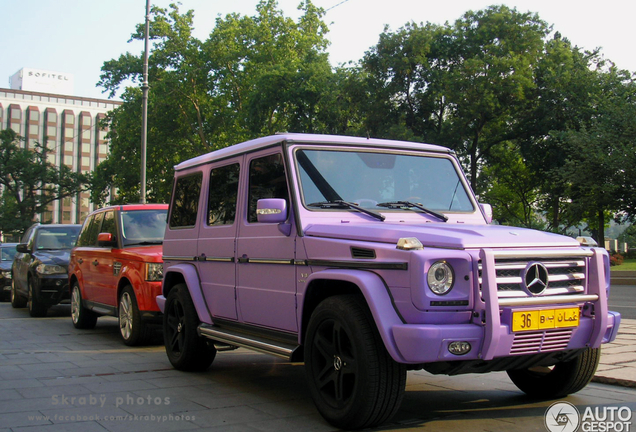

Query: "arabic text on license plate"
left=512, top=307, right=579, bottom=332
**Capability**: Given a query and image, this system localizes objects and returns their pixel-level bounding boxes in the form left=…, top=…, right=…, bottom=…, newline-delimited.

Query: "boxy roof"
left=174, top=133, right=452, bottom=172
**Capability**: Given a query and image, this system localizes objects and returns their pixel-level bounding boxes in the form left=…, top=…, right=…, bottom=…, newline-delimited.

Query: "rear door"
left=197, top=159, right=241, bottom=320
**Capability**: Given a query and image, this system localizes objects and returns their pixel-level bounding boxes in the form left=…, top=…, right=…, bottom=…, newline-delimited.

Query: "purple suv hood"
left=304, top=223, right=579, bottom=250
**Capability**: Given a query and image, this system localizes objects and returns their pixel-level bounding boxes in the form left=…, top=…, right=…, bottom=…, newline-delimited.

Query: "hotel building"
left=0, top=68, right=122, bottom=227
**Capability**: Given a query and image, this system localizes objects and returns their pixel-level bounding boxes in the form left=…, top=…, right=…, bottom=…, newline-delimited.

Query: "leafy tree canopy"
left=0, top=129, right=88, bottom=236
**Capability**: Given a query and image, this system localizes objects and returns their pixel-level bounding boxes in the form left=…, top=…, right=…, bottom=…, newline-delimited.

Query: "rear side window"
left=169, top=173, right=202, bottom=229
left=208, top=163, right=240, bottom=226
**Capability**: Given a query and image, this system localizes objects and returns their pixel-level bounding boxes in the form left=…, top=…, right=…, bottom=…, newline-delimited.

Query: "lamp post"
left=140, top=0, right=150, bottom=204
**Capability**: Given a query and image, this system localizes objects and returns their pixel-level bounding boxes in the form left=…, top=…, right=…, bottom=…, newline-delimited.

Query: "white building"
left=1, top=68, right=122, bottom=225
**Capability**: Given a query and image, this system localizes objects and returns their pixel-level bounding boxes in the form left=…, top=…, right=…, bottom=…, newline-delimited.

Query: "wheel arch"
left=300, top=269, right=407, bottom=363
left=162, top=264, right=211, bottom=324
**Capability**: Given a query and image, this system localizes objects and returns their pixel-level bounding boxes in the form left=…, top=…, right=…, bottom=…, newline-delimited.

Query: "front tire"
left=119, top=285, right=150, bottom=346
left=11, top=277, right=27, bottom=308
left=71, top=283, right=97, bottom=329
left=163, top=284, right=216, bottom=371
left=304, top=295, right=406, bottom=430
left=27, top=278, right=48, bottom=317
left=507, top=347, right=601, bottom=398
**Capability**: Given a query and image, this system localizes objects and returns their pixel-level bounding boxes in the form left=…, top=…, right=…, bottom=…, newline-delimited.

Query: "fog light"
left=448, top=341, right=471, bottom=356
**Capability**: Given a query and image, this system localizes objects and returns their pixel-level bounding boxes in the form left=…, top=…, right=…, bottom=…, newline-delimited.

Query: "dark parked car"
left=0, top=243, right=18, bottom=301
left=11, top=224, right=81, bottom=316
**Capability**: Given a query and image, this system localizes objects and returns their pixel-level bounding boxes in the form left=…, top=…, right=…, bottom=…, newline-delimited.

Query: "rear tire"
left=119, top=285, right=151, bottom=346
left=71, top=282, right=98, bottom=329
left=10, top=278, right=27, bottom=308
left=28, top=278, right=48, bottom=317
left=507, top=347, right=601, bottom=398
left=304, top=295, right=406, bottom=430
left=163, top=284, right=216, bottom=371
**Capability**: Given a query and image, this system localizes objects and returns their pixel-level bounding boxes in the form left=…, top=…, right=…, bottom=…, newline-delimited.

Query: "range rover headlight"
left=145, top=263, right=163, bottom=281
left=36, top=264, right=66, bottom=275
left=427, top=261, right=454, bottom=295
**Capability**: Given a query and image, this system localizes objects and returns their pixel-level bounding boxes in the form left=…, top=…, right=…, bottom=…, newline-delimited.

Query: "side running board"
left=197, top=324, right=300, bottom=361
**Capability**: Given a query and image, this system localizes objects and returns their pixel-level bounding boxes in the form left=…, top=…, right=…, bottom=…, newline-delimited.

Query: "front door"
left=236, top=151, right=298, bottom=332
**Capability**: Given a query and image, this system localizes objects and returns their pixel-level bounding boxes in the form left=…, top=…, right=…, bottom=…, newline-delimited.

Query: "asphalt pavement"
left=0, top=301, right=634, bottom=432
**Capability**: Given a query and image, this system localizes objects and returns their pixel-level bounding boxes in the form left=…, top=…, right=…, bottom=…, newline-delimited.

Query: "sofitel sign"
left=10, top=68, right=75, bottom=96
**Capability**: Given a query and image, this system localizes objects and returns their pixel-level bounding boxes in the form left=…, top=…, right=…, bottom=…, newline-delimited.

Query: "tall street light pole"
left=140, top=0, right=150, bottom=204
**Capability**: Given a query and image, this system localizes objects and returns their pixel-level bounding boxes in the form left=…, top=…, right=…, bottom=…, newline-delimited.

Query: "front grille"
left=479, top=255, right=586, bottom=298
left=510, top=329, right=573, bottom=355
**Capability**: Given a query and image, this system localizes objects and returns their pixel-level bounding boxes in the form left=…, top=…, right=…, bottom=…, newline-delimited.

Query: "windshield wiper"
left=308, top=200, right=385, bottom=222
left=377, top=201, right=448, bottom=222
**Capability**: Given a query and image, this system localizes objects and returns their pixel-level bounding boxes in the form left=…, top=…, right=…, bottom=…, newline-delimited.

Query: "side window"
left=76, top=213, right=104, bottom=247
left=208, top=163, right=240, bottom=226
left=101, top=211, right=117, bottom=239
left=169, top=172, right=202, bottom=229
left=248, top=153, right=289, bottom=223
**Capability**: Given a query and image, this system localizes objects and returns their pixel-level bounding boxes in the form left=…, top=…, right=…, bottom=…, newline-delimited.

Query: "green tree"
left=360, top=6, right=549, bottom=192
left=94, top=0, right=335, bottom=204
left=0, top=129, right=88, bottom=236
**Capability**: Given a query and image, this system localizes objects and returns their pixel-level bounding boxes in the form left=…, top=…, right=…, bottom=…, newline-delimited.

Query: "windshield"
left=35, top=226, right=81, bottom=250
left=1, top=246, right=16, bottom=261
left=296, top=149, right=474, bottom=213
left=120, top=209, right=168, bottom=246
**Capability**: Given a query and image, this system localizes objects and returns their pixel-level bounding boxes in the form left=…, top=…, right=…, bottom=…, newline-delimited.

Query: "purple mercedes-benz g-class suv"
left=158, top=133, right=620, bottom=429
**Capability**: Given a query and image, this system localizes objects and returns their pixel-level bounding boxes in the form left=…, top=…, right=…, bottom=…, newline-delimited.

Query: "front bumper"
left=35, top=274, right=70, bottom=305
left=392, top=311, right=620, bottom=364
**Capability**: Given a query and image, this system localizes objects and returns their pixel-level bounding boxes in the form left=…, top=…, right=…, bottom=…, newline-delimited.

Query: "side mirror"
left=97, top=232, right=117, bottom=247
left=16, top=243, right=30, bottom=254
left=256, top=199, right=288, bottom=224
left=479, top=203, right=493, bottom=224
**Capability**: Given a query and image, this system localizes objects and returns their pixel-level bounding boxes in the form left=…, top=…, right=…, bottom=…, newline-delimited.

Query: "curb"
left=592, top=376, right=636, bottom=388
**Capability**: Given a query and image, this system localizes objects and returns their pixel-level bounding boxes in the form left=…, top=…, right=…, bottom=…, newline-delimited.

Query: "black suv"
left=11, top=223, right=81, bottom=316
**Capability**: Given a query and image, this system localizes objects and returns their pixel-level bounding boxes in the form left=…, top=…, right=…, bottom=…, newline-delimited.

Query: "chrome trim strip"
left=307, top=259, right=408, bottom=270
left=204, top=257, right=235, bottom=263
left=492, top=249, right=593, bottom=259
left=163, top=255, right=197, bottom=261
left=247, top=258, right=294, bottom=265
left=499, top=294, right=598, bottom=307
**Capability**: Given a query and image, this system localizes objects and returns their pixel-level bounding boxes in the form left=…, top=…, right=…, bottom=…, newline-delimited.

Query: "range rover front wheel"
left=71, top=283, right=97, bottom=329
left=304, top=295, right=406, bottom=430
left=507, top=347, right=601, bottom=398
left=164, top=284, right=216, bottom=371
left=119, top=286, right=150, bottom=346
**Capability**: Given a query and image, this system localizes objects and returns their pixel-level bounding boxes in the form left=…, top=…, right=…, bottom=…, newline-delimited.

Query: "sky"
left=1, top=0, right=635, bottom=100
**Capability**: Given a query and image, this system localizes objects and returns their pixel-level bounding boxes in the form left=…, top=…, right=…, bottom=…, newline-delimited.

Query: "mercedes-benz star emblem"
left=523, top=262, right=549, bottom=295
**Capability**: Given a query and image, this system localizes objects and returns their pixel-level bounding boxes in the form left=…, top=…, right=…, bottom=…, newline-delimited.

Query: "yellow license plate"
left=512, top=307, right=580, bottom=332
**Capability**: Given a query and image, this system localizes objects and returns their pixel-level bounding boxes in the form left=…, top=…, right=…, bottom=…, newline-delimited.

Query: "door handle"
left=92, top=260, right=99, bottom=266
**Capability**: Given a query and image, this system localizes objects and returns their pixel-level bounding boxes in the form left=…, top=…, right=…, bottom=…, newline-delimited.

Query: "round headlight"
left=427, top=261, right=454, bottom=295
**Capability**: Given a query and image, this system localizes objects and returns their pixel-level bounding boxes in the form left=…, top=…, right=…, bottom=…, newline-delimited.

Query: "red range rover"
left=68, top=204, right=168, bottom=345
